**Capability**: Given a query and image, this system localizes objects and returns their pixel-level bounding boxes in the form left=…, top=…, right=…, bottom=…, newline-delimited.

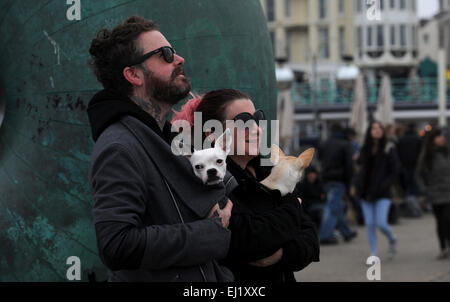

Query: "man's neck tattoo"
left=131, top=96, right=166, bottom=130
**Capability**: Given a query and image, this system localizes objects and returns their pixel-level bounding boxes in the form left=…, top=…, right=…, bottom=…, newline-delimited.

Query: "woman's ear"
left=123, top=66, right=144, bottom=87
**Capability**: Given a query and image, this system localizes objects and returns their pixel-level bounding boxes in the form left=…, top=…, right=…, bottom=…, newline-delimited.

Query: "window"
left=400, top=24, right=406, bottom=46
left=412, top=25, right=417, bottom=48
left=285, top=0, right=291, bottom=18
left=377, top=25, right=384, bottom=47
left=380, top=0, right=384, bottom=10
left=423, top=33, right=429, bottom=43
left=400, top=0, right=406, bottom=9
left=319, top=0, right=328, bottom=19
left=339, top=0, right=345, bottom=13
left=390, top=25, right=396, bottom=46
left=356, top=0, right=362, bottom=13
left=367, top=26, right=373, bottom=47
left=339, top=27, right=346, bottom=56
left=266, top=0, right=275, bottom=21
left=390, top=0, right=395, bottom=8
left=411, top=0, right=416, bottom=11
left=286, top=30, right=291, bottom=60
left=270, top=31, right=275, bottom=53
left=357, top=26, right=363, bottom=49
left=319, top=27, right=329, bottom=58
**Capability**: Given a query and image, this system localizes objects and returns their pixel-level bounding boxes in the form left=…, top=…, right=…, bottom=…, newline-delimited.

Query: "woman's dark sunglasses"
left=128, top=46, right=176, bottom=66
left=232, top=109, right=265, bottom=126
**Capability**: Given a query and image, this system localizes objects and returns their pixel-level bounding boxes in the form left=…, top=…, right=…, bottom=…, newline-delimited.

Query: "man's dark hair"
left=89, top=16, right=159, bottom=96
left=330, top=123, right=343, bottom=134
left=344, top=127, right=356, bottom=138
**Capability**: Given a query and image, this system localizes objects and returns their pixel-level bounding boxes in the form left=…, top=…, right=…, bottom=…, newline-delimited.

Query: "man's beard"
left=143, top=66, right=191, bottom=105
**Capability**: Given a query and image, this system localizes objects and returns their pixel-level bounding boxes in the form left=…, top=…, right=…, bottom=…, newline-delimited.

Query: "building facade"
left=259, top=0, right=355, bottom=83
left=259, top=0, right=449, bottom=148
left=354, top=0, right=419, bottom=80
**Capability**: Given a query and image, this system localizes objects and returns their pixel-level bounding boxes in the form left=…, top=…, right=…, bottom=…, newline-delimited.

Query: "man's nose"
left=174, top=53, right=185, bottom=65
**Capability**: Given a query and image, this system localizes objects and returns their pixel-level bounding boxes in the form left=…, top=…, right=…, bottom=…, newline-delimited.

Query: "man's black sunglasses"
left=232, top=109, right=265, bottom=126
left=128, top=46, right=176, bottom=66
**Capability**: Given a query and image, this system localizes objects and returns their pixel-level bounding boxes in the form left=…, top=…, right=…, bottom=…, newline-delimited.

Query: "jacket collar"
left=87, top=89, right=174, bottom=143
left=120, top=115, right=226, bottom=218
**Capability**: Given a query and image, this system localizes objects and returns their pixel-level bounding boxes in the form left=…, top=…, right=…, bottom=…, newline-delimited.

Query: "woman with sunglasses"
left=172, top=89, right=319, bottom=282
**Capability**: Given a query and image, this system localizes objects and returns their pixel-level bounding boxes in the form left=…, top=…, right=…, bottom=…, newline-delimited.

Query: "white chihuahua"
left=188, top=129, right=232, bottom=185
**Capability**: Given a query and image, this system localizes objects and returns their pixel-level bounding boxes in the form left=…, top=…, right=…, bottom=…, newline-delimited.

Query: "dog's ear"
left=270, top=144, right=285, bottom=165
left=216, top=128, right=232, bottom=155
left=297, top=148, right=315, bottom=168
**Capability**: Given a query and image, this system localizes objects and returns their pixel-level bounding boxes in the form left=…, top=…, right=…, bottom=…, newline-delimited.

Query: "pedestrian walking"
left=296, top=166, right=326, bottom=229
left=356, top=121, right=400, bottom=259
left=318, top=124, right=357, bottom=244
left=397, top=123, right=423, bottom=218
left=416, top=128, right=450, bottom=260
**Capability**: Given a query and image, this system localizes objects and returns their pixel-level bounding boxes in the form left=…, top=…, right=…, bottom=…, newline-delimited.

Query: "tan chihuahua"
left=260, top=145, right=315, bottom=196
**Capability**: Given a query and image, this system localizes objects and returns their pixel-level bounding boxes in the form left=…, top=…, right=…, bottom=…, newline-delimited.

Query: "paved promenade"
left=295, top=213, right=450, bottom=282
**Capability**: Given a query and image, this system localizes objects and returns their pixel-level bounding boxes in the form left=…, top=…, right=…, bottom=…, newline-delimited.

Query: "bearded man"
left=87, top=16, right=234, bottom=282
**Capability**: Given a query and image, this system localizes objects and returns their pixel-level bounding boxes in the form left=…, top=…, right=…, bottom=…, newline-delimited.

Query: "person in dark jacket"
left=296, top=166, right=326, bottom=229
left=317, top=124, right=357, bottom=244
left=172, top=89, right=320, bottom=282
left=397, top=123, right=423, bottom=217
left=357, top=121, right=400, bottom=259
left=87, top=16, right=234, bottom=282
left=416, top=128, right=450, bottom=259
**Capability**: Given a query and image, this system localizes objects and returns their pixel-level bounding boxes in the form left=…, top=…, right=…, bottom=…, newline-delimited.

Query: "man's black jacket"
left=318, top=133, right=353, bottom=189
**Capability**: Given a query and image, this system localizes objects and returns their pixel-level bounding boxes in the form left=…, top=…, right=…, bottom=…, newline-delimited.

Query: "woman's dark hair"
left=171, top=89, right=251, bottom=144
left=89, top=16, right=159, bottom=96
left=422, top=128, right=448, bottom=171
left=196, top=89, right=251, bottom=126
left=360, top=121, right=387, bottom=160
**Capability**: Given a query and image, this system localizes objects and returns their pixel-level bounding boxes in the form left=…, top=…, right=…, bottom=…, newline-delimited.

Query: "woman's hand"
left=248, top=248, right=283, bottom=267
left=208, top=199, right=233, bottom=228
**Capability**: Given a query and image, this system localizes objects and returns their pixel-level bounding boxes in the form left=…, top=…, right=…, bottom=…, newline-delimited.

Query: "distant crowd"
left=296, top=122, right=450, bottom=260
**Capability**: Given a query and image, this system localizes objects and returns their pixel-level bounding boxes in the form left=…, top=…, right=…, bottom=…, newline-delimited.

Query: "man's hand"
left=208, top=199, right=233, bottom=228
left=249, top=248, right=283, bottom=267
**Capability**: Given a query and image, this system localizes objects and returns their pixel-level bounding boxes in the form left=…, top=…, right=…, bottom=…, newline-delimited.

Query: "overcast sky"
left=417, top=0, right=439, bottom=18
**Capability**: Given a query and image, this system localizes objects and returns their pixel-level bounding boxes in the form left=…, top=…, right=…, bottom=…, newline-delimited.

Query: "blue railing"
left=290, top=77, right=450, bottom=106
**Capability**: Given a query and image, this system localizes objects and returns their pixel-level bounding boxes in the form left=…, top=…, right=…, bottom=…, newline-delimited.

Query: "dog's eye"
left=195, top=164, right=204, bottom=170
left=216, top=159, right=223, bottom=164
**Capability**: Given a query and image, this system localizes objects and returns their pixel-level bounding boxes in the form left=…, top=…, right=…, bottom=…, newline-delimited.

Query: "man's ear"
left=216, top=128, right=232, bottom=155
left=270, top=144, right=285, bottom=165
left=123, top=66, right=144, bottom=87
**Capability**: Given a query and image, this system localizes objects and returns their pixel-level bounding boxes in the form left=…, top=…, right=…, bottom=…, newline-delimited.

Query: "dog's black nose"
left=207, top=169, right=217, bottom=177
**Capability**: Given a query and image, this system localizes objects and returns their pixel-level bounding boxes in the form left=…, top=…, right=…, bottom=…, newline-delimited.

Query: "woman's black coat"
left=356, top=142, right=400, bottom=203
left=222, top=156, right=320, bottom=282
